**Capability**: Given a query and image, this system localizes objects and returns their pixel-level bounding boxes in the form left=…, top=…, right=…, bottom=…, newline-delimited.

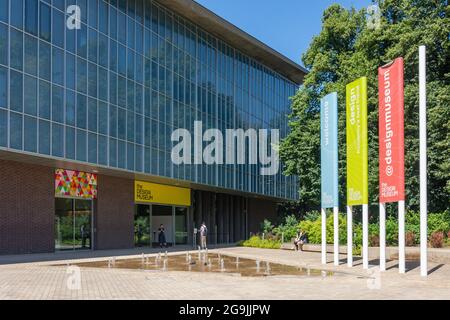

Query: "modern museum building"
left=0, top=0, right=306, bottom=254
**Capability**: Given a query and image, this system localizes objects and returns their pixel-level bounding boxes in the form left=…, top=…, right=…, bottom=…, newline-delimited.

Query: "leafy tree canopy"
left=280, top=0, right=449, bottom=214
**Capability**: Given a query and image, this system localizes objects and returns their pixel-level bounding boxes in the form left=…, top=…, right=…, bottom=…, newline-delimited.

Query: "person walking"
left=200, top=222, right=208, bottom=250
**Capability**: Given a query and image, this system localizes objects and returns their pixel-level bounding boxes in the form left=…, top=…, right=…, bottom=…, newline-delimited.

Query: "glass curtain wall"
left=0, top=0, right=298, bottom=200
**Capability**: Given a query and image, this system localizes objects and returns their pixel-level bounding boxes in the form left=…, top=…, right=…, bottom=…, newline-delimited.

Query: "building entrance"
left=134, top=204, right=189, bottom=247
left=55, top=198, right=93, bottom=251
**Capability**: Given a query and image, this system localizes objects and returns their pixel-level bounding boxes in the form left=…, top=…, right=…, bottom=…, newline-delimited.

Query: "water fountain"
left=165, top=251, right=168, bottom=259
left=198, top=246, right=201, bottom=261
left=74, top=253, right=336, bottom=279
left=157, top=252, right=161, bottom=261
left=185, top=252, right=189, bottom=262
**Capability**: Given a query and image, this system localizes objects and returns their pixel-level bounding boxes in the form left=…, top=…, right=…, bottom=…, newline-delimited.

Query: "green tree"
left=280, top=0, right=450, bottom=214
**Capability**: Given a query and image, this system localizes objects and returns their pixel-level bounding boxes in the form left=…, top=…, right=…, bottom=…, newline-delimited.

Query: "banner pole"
left=419, top=45, right=428, bottom=277
left=333, top=206, right=339, bottom=266
left=379, top=202, right=386, bottom=271
left=362, top=204, right=369, bottom=269
left=321, top=208, right=327, bottom=264
left=347, top=205, right=353, bottom=267
left=398, top=200, right=406, bottom=273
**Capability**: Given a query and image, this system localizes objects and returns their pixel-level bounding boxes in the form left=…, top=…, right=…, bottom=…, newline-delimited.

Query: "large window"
left=39, top=2, right=51, bottom=41
left=24, top=75, right=37, bottom=116
left=10, top=71, right=23, bottom=112
left=52, top=47, right=64, bottom=86
left=0, top=23, right=7, bottom=66
left=11, top=0, right=23, bottom=29
left=25, top=0, right=38, bottom=35
left=24, top=34, right=38, bottom=75
left=38, top=80, right=50, bottom=119
left=10, top=29, right=23, bottom=71
left=10, top=112, right=22, bottom=150
left=38, top=119, right=50, bottom=155
left=52, top=9, right=64, bottom=48
left=24, top=115, right=37, bottom=152
left=0, top=109, right=7, bottom=147
left=0, top=66, right=6, bottom=109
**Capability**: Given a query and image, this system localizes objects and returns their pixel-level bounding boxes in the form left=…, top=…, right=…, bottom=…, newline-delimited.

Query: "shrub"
left=405, top=232, right=416, bottom=247
left=242, top=236, right=281, bottom=249
left=298, top=213, right=361, bottom=248
left=260, top=219, right=274, bottom=235
left=304, top=211, right=320, bottom=222
left=430, top=232, right=444, bottom=248
left=406, top=211, right=450, bottom=236
left=272, top=215, right=300, bottom=241
left=428, top=212, right=450, bottom=236
left=385, top=217, right=398, bottom=246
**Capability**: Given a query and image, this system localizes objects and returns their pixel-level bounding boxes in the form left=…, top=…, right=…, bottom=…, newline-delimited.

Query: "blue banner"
left=321, top=92, right=339, bottom=208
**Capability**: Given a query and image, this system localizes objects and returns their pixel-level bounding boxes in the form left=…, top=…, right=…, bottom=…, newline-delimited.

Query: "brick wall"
left=95, top=175, right=134, bottom=250
left=0, top=159, right=54, bottom=255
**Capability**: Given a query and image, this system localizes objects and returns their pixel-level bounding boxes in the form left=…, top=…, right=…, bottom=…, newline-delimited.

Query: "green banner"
left=346, top=77, right=368, bottom=206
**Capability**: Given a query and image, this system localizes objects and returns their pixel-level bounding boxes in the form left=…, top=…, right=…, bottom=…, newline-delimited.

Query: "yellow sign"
left=135, top=181, right=191, bottom=206
left=346, top=77, right=368, bottom=206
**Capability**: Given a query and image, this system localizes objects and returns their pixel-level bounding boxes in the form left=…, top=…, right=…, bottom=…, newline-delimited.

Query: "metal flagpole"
left=333, top=207, right=339, bottom=266
left=379, top=203, right=386, bottom=271
left=347, top=206, right=353, bottom=267
left=362, top=204, right=369, bottom=269
left=321, top=208, right=327, bottom=264
left=419, top=45, right=428, bottom=277
left=398, top=200, right=406, bottom=273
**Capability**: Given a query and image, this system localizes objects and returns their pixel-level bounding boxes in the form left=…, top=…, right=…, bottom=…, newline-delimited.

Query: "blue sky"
left=195, top=0, right=372, bottom=67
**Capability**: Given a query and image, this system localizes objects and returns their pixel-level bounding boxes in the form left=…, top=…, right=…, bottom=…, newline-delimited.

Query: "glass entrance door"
left=55, top=198, right=93, bottom=251
left=74, top=200, right=92, bottom=250
left=55, top=198, right=74, bottom=250
left=134, top=205, right=151, bottom=247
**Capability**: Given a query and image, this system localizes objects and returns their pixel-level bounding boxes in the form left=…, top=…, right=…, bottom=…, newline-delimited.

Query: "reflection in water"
left=74, top=254, right=334, bottom=278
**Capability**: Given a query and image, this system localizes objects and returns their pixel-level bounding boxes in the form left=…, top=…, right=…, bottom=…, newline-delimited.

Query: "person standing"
left=200, top=222, right=208, bottom=249
left=158, top=224, right=167, bottom=248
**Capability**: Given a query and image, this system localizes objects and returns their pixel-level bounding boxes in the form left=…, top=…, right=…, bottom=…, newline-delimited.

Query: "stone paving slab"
left=0, top=247, right=449, bottom=300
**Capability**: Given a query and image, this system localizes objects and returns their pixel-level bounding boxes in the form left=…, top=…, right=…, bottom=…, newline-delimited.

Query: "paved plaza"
left=0, top=247, right=449, bottom=300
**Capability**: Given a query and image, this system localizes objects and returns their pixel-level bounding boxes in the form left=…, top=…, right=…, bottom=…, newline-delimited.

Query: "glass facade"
left=0, top=0, right=299, bottom=200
